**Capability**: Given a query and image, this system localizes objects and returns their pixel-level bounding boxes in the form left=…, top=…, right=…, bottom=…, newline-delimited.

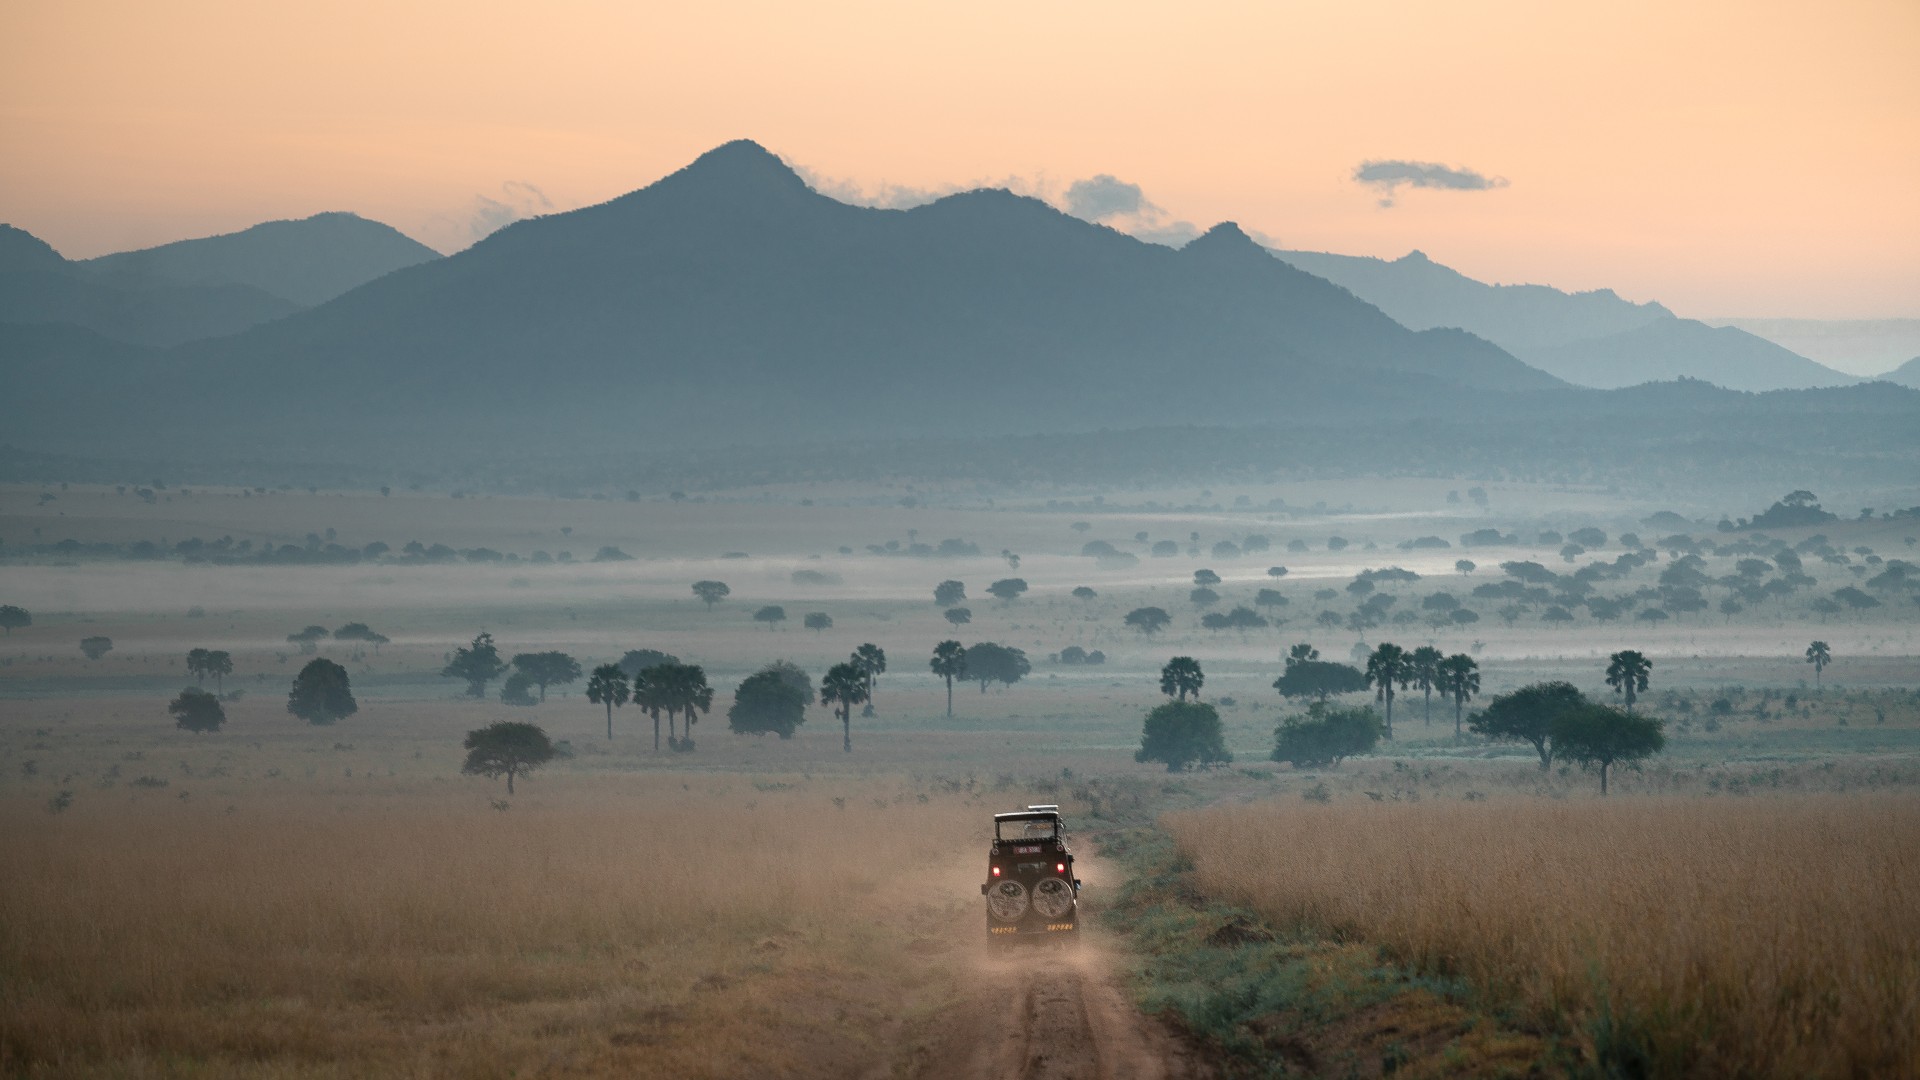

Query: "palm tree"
left=1805, top=640, right=1832, bottom=688
left=662, top=664, right=713, bottom=749
left=1159, top=656, right=1205, bottom=701
left=852, top=643, right=887, bottom=707
left=585, top=663, right=629, bottom=740
left=1365, top=642, right=1409, bottom=739
left=929, top=640, right=967, bottom=717
left=1605, top=649, right=1653, bottom=712
left=1287, top=643, right=1319, bottom=664
left=632, top=666, right=665, bottom=750
left=820, top=662, right=870, bottom=753
left=1435, top=653, right=1480, bottom=735
left=1407, top=645, right=1444, bottom=725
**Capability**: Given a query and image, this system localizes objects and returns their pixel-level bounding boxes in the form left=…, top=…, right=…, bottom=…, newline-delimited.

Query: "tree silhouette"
left=934, top=580, right=966, bottom=606
left=943, top=606, right=973, bottom=626
left=169, top=687, right=225, bottom=733
left=729, top=666, right=807, bottom=739
left=510, top=651, right=581, bottom=702
left=965, top=643, right=1030, bottom=693
left=1605, top=649, right=1653, bottom=712
left=930, top=640, right=967, bottom=716
left=691, top=580, right=731, bottom=611
left=1136, top=701, right=1231, bottom=772
left=1125, top=607, right=1172, bottom=634
left=0, top=605, right=29, bottom=635
left=1192, top=569, right=1221, bottom=587
left=1553, top=704, right=1664, bottom=795
left=851, top=643, right=887, bottom=707
left=753, top=605, right=787, bottom=630
left=1470, top=681, right=1584, bottom=768
left=820, top=662, right=869, bottom=752
left=287, top=658, right=357, bottom=724
left=1406, top=646, right=1444, bottom=725
left=987, top=578, right=1029, bottom=602
left=632, top=665, right=666, bottom=750
left=1159, top=656, right=1205, bottom=701
left=443, top=632, right=508, bottom=697
left=461, top=721, right=554, bottom=795
left=656, top=663, right=713, bottom=750
left=1804, top=640, right=1832, bottom=688
left=1364, top=643, right=1410, bottom=739
left=80, top=636, right=114, bottom=660
left=1434, top=653, right=1480, bottom=735
left=804, top=612, right=833, bottom=632
left=1271, top=702, right=1381, bottom=768
left=586, top=663, right=629, bottom=739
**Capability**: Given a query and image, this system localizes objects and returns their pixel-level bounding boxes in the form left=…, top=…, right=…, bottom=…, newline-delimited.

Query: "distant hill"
left=1525, top=319, right=1860, bottom=392
left=1882, top=357, right=1920, bottom=389
left=9, top=140, right=1559, bottom=456
left=81, top=212, right=441, bottom=306
left=1270, top=247, right=1855, bottom=392
left=1708, top=317, right=1920, bottom=379
left=1270, top=248, right=1671, bottom=354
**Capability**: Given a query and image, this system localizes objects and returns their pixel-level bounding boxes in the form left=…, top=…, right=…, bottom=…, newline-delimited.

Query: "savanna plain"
left=2, top=478, right=1917, bottom=1078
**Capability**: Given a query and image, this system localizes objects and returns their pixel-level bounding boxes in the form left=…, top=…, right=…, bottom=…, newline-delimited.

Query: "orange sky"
left=2, top=0, right=1915, bottom=317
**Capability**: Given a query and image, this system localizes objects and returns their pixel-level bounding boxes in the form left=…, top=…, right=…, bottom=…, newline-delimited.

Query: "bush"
left=1136, top=701, right=1232, bottom=772
left=1271, top=702, right=1382, bottom=768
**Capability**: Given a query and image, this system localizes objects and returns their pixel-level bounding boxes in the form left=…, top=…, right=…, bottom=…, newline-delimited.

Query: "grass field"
left=1167, top=795, right=1920, bottom=1077
left=4, top=478, right=1918, bottom=1076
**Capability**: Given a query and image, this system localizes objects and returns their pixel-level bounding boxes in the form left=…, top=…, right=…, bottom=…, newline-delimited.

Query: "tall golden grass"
left=1, top=776, right=983, bottom=1077
left=1167, top=794, right=1920, bottom=1077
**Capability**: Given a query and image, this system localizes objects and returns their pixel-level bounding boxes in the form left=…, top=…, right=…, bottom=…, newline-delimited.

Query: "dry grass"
left=1167, top=794, right=1920, bottom=1077
left=0, top=776, right=985, bottom=1078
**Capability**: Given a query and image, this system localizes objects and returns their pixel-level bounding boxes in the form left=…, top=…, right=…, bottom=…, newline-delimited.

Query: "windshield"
left=997, top=818, right=1059, bottom=841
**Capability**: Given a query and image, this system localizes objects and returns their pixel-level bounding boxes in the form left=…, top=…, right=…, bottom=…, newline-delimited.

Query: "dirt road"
left=893, top=852, right=1210, bottom=1080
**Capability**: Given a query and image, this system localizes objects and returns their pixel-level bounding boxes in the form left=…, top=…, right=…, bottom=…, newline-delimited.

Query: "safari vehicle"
left=981, top=804, right=1081, bottom=943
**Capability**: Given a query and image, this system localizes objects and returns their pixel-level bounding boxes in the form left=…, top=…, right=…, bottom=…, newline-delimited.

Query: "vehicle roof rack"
left=1026, top=804, right=1060, bottom=813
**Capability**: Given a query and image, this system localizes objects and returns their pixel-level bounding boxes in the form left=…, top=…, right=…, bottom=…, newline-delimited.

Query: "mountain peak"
left=1183, top=221, right=1264, bottom=259
left=680, top=139, right=809, bottom=192
left=1400, top=249, right=1432, bottom=264
left=0, top=223, right=69, bottom=272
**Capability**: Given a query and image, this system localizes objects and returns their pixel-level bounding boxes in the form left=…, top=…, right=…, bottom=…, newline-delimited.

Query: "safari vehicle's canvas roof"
left=994, top=810, right=1062, bottom=822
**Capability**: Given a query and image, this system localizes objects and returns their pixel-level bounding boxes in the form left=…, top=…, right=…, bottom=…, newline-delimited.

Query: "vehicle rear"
left=982, top=806, right=1080, bottom=943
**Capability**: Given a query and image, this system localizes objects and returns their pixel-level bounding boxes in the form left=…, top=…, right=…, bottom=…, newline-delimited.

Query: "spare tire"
left=987, top=879, right=1029, bottom=921
left=1032, top=877, right=1075, bottom=920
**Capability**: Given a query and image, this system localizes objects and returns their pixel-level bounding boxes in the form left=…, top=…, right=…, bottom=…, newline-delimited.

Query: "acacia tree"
left=510, top=651, right=581, bottom=702
left=1553, top=704, right=1665, bottom=795
left=1124, top=607, right=1172, bottom=635
left=1805, top=640, right=1832, bottom=688
left=964, top=643, right=1030, bottom=693
left=820, top=662, right=870, bottom=753
left=585, top=663, right=629, bottom=739
left=1605, top=649, right=1653, bottom=712
left=0, top=604, right=30, bottom=635
left=934, top=580, right=966, bottom=607
left=1434, top=653, right=1480, bottom=735
left=1406, top=646, right=1444, bottom=725
left=1469, top=681, right=1585, bottom=768
left=287, top=658, right=357, bottom=724
left=944, top=607, right=972, bottom=626
left=80, top=636, right=114, bottom=660
left=691, top=580, right=731, bottom=611
left=987, top=578, right=1029, bottom=602
left=461, top=721, right=555, bottom=795
left=1159, top=656, right=1205, bottom=701
left=851, top=643, right=887, bottom=707
left=169, top=687, right=225, bottom=733
left=753, top=605, right=787, bottom=631
left=1364, top=643, right=1410, bottom=739
left=804, top=612, right=833, bottom=632
left=929, top=640, right=967, bottom=716
left=443, top=632, right=508, bottom=697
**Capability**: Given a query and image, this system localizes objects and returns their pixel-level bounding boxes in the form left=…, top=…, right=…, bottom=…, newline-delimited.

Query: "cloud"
left=1063, top=174, right=1146, bottom=221
left=470, top=181, right=553, bottom=240
left=1352, top=159, right=1508, bottom=207
left=791, top=161, right=1053, bottom=210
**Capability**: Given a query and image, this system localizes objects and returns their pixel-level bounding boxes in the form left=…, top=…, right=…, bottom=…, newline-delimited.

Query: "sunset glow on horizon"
left=3, top=0, right=1915, bottom=317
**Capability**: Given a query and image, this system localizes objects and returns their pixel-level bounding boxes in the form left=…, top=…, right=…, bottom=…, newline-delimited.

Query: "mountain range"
left=0, top=214, right=438, bottom=348
left=2, top=141, right=1560, bottom=455
left=1269, top=248, right=1859, bottom=392
left=1, top=139, right=1913, bottom=479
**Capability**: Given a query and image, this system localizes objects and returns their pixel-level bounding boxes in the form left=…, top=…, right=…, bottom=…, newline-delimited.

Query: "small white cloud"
left=470, top=181, right=553, bottom=240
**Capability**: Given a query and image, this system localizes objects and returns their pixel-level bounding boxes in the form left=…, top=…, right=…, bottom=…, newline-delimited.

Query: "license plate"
left=1014, top=845, right=1041, bottom=853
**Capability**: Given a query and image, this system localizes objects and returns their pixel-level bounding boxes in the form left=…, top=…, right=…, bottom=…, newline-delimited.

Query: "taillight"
left=991, top=865, right=1001, bottom=877
left=1055, top=863, right=1066, bottom=874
